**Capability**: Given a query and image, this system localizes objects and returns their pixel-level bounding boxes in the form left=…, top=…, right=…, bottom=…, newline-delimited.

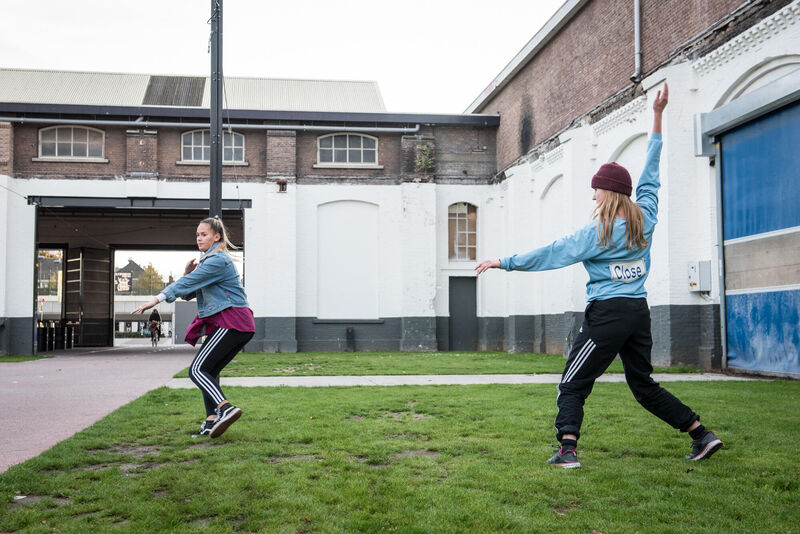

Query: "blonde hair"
left=199, top=216, right=239, bottom=254
left=592, top=190, right=648, bottom=250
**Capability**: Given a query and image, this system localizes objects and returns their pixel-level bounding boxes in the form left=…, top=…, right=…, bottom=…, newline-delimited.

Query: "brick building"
left=1, top=0, right=798, bottom=375
left=467, top=0, right=799, bottom=375
left=0, top=70, right=499, bottom=354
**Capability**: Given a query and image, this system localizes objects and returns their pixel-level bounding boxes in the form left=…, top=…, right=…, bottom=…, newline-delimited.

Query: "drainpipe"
left=0, top=116, right=421, bottom=134
left=630, top=0, right=643, bottom=83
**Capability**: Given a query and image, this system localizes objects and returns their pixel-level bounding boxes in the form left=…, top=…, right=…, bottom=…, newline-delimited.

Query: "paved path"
left=166, top=372, right=756, bottom=389
left=1, top=340, right=195, bottom=473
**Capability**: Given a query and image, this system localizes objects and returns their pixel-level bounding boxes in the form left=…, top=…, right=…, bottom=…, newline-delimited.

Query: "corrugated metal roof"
left=208, top=76, right=386, bottom=112
left=0, top=68, right=386, bottom=113
left=0, top=69, right=151, bottom=107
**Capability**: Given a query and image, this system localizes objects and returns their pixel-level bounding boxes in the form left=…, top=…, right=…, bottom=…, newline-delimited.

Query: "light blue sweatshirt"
left=500, top=134, right=662, bottom=302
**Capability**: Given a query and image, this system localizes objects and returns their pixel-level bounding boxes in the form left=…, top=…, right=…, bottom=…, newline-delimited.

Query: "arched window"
left=38, top=126, right=104, bottom=159
left=317, top=133, right=378, bottom=166
left=448, top=202, right=477, bottom=261
left=180, top=130, right=245, bottom=163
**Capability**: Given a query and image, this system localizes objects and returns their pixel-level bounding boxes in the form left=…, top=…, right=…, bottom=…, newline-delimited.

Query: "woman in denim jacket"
left=135, top=217, right=254, bottom=438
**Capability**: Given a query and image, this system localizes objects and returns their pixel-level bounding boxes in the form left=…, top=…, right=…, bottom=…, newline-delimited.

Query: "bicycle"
left=149, top=321, right=161, bottom=347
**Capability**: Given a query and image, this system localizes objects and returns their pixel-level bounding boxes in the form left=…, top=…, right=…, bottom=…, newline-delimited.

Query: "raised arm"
left=652, top=82, right=668, bottom=133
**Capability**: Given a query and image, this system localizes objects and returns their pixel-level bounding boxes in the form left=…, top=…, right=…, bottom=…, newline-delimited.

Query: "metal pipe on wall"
left=630, top=0, right=643, bottom=82
left=0, top=116, right=421, bottom=134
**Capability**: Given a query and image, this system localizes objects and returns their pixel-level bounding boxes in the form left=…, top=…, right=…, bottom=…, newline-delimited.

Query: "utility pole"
left=209, top=0, right=223, bottom=218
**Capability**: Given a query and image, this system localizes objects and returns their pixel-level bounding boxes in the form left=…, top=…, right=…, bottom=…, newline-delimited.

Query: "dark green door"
left=449, top=277, right=477, bottom=351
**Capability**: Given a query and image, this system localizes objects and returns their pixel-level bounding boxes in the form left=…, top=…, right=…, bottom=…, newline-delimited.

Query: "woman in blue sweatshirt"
left=476, top=84, right=722, bottom=468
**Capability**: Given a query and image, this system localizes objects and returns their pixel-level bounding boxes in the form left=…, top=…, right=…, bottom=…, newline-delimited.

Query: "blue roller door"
left=720, top=100, right=800, bottom=374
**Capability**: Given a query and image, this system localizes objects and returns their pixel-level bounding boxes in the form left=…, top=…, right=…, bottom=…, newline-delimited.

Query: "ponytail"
left=592, top=191, right=648, bottom=250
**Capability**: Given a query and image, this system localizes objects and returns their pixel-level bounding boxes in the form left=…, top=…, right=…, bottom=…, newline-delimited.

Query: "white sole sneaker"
left=209, top=405, right=242, bottom=438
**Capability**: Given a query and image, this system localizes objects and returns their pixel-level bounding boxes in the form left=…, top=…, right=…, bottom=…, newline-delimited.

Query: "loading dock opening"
left=32, top=200, right=247, bottom=350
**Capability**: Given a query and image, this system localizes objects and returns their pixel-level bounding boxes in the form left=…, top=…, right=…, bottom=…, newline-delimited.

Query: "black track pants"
left=554, top=297, right=699, bottom=441
left=188, top=327, right=254, bottom=416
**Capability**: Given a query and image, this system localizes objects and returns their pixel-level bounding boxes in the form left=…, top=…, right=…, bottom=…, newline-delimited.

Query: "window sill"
left=312, top=318, right=384, bottom=324
left=312, top=163, right=384, bottom=170
left=32, top=157, right=109, bottom=163
left=176, top=161, right=249, bottom=167
left=445, top=262, right=478, bottom=270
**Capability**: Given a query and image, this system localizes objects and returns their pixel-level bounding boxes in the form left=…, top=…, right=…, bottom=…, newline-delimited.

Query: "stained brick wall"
left=431, top=126, right=496, bottom=182
left=0, top=122, right=12, bottom=175
left=125, top=130, right=158, bottom=176
left=6, top=122, right=498, bottom=185
left=266, top=130, right=296, bottom=178
left=13, top=124, right=127, bottom=178
left=295, top=132, right=403, bottom=182
left=478, top=0, right=788, bottom=172
left=156, top=129, right=267, bottom=181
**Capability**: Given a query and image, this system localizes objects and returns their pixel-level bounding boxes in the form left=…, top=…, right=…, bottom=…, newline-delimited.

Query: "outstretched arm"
left=652, top=82, right=668, bottom=133
left=635, top=83, right=668, bottom=219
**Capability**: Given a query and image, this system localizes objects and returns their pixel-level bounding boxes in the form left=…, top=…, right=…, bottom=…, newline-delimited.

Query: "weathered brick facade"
left=266, top=130, right=296, bottom=178
left=5, top=121, right=496, bottom=185
left=125, top=129, right=158, bottom=176
left=477, top=0, right=791, bottom=172
left=0, top=122, right=12, bottom=175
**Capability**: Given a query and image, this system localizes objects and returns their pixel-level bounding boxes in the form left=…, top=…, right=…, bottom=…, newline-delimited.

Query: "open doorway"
left=112, top=247, right=244, bottom=347
left=33, top=205, right=245, bottom=350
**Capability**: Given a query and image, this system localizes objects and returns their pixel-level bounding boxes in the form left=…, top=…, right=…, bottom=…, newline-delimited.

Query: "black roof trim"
left=28, top=196, right=252, bottom=210
left=0, top=102, right=500, bottom=126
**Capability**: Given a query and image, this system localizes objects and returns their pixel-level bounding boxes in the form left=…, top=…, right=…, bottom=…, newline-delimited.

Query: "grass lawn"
left=0, top=354, right=52, bottom=363
left=2, top=380, right=798, bottom=533
left=174, top=351, right=701, bottom=378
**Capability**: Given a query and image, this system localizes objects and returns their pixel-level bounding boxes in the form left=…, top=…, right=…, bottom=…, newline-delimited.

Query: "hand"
left=132, top=298, right=159, bottom=315
left=184, top=258, right=197, bottom=276
left=653, top=82, right=668, bottom=113
left=475, top=259, right=501, bottom=275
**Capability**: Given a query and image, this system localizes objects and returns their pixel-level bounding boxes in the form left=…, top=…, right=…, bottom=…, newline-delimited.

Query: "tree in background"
left=132, top=263, right=165, bottom=296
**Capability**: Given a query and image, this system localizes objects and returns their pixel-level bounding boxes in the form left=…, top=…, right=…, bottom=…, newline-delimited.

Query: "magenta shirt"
left=184, top=306, right=255, bottom=346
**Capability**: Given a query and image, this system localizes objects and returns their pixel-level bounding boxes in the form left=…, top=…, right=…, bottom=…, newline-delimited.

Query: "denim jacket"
left=160, top=243, right=248, bottom=318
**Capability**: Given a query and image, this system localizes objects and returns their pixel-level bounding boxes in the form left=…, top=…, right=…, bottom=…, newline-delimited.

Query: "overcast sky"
left=2, top=0, right=564, bottom=114
left=13, top=1, right=565, bottom=279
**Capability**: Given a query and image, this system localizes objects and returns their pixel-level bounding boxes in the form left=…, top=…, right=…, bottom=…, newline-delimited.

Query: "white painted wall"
left=1, top=3, right=797, bottom=352
left=1, top=175, right=36, bottom=318
left=475, top=6, right=800, bottom=321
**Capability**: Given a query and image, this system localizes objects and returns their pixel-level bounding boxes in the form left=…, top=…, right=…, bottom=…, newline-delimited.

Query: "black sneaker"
left=209, top=403, right=242, bottom=438
left=686, top=431, right=723, bottom=461
left=547, top=447, right=581, bottom=469
left=198, top=419, right=216, bottom=436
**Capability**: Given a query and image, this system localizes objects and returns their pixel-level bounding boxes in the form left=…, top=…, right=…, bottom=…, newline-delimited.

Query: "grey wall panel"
left=0, top=317, right=34, bottom=356
left=400, top=317, right=437, bottom=351
left=504, top=315, right=536, bottom=353
left=172, top=301, right=198, bottom=346
left=436, top=317, right=449, bottom=351
left=296, top=318, right=402, bottom=352
left=248, top=317, right=298, bottom=353
left=478, top=317, right=504, bottom=351
left=651, top=304, right=721, bottom=369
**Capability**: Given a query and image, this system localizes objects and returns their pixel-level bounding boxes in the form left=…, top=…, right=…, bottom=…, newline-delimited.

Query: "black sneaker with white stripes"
left=209, top=402, right=242, bottom=438
left=686, top=430, right=723, bottom=461
left=198, top=419, right=216, bottom=436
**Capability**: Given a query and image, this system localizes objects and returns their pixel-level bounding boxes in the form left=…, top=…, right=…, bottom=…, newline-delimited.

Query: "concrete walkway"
left=1, top=340, right=195, bottom=473
left=166, top=372, right=755, bottom=389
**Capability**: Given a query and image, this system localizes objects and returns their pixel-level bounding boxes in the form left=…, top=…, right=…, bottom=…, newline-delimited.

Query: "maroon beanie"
left=591, top=162, right=632, bottom=196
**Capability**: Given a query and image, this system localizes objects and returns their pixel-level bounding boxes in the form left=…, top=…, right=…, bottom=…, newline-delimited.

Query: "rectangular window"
left=38, top=126, right=105, bottom=160
left=448, top=203, right=477, bottom=261
left=316, top=134, right=379, bottom=167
